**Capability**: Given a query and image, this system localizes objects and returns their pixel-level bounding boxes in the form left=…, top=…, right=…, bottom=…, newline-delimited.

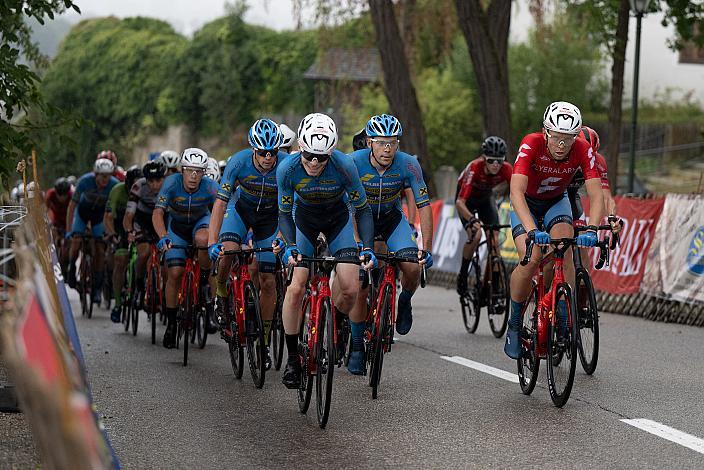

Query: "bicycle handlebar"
left=284, top=255, right=366, bottom=287
left=520, top=236, right=609, bottom=270
left=374, top=251, right=429, bottom=289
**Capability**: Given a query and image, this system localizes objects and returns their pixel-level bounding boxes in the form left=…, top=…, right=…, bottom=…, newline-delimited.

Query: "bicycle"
left=365, top=252, right=427, bottom=399
left=213, top=247, right=270, bottom=388
left=170, top=245, right=209, bottom=367
left=144, top=242, right=164, bottom=345
left=290, top=254, right=363, bottom=429
left=75, top=233, right=94, bottom=319
left=517, top=232, right=610, bottom=407
left=121, top=243, right=139, bottom=336
left=270, top=260, right=286, bottom=371
left=573, top=219, right=620, bottom=375
left=459, top=222, right=511, bottom=337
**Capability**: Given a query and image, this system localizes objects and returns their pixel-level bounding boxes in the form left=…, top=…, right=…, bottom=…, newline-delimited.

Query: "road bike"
left=144, top=242, right=164, bottom=345
left=270, top=260, right=286, bottom=371
left=75, top=233, right=94, bottom=319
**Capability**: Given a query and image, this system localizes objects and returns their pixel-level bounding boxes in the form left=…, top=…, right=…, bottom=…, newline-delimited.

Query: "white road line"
left=621, top=419, right=704, bottom=455
left=441, top=355, right=519, bottom=383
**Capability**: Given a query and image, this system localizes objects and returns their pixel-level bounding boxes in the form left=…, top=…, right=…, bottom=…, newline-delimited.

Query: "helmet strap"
left=370, top=148, right=392, bottom=171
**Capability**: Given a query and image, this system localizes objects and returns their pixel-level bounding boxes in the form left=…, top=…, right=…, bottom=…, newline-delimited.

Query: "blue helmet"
left=248, top=118, right=283, bottom=150
left=365, top=114, right=403, bottom=138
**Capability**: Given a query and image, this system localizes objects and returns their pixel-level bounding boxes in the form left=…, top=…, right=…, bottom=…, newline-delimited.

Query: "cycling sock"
left=509, top=300, right=524, bottom=328
left=199, top=270, right=210, bottom=290
left=399, top=289, right=413, bottom=305
left=350, top=321, right=365, bottom=351
left=216, top=280, right=227, bottom=297
left=263, top=320, right=271, bottom=346
left=113, top=282, right=122, bottom=307
left=166, top=307, right=178, bottom=323
left=285, top=333, right=298, bottom=359
left=459, top=257, right=470, bottom=276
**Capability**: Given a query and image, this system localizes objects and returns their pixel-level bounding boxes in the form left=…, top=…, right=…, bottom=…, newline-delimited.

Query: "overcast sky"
left=60, top=0, right=704, bottom=103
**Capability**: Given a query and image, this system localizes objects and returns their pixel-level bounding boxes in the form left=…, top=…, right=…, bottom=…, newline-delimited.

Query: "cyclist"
left=276, top=112, right=376, bottom=388
left=158, top=150, right=181, bottom=177
left=153, top=148, right=219, bottom=348
left=278, top=123, right=297, bottom=153
left=46, top=177, right=73, bottom=273
left=347, top=114, right=433, bottom=373
left=505, top=101, right=605, bottom=359
left=352, top=128, right=367, bottom=151
left=105, top=166, right=143, bottom=322
left=455, top=136, right=512, bottom=296
left=65, top=158, right=120, bottom=303
left=218, top=159, right=228, bottom=177
left=208, top=118, right=288, bottom=370
left=97, top=150, right=125, bottom=182
left=122, top=161, right=166, bottom=322
left=570, top=126, right=616, bottom=219
left=206, top=158, right=221, bottom=182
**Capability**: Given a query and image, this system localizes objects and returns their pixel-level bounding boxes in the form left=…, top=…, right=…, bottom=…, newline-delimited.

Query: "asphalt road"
left=71, top=285, right=704, bottom=469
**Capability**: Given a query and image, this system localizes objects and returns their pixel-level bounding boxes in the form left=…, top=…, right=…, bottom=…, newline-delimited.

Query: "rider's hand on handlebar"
left=207, top=242, right=223, bottom=261
left=608, top=215, right=623, bottom=235
left=283, top=244, right=301, bottom=267
left=360, top=248, right=377, bottom=271
left=157, top=236, right=172, bottom=252
left=576, top=231, right=598, bottom=248
left=528, top=229, right=550, bottom=246
left=418, top=250, right=433, bottom=268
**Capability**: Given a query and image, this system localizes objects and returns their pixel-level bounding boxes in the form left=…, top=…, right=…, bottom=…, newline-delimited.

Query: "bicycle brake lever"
left=520, top=238, right=534, bottom=266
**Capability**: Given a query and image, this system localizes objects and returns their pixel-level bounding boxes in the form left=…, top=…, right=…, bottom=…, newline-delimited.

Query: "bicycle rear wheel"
left=148, top=267, right=158, bottom=345
left=271, top=270, right=285, bottom=371
left=316, top=297, right=334, bottom=428
left=517, top=285, right=540, bottom=395
left=297, top=294, right=313, bottom=414
left=244, top=281, right=266, bottom=388
left=227, top=292, right=244, bottom=379
left=79, top=254, right=90, bottom=318
left=547, top=284, right=577, bottom=407
left=369, top=284, right=392, bottom=399
left=576, top=270, right=599, bottom=375
left=460, top=260, right=480, bottom=334
left=488, top=257, right=510, bottom=338
left=102, top=264, right=112, bottom=310
left=131, top=286, right=139, bottom=336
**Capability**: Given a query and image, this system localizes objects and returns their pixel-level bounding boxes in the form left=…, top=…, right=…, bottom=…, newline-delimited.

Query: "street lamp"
left=627, top=0, right=652, bottom=193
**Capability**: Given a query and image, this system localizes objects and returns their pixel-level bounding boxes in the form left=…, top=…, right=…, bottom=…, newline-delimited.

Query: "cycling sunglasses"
left=255, top=149, right=278, bottom=158
left=301, top=151, right=330, bottom=163
left=485, top=157, right=505, bottom=165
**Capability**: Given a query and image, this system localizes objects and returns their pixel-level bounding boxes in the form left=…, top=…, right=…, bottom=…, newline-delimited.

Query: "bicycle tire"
left=370, top=284, right=392, bottom=399
left=488, top=256, right=510, bottom=338
left=102, top=264, right=112, bottom=310
left=547, top=284, right=577, bottom=408
left=181, top=273, right=193, bottom=367
left=244, top=281, right=266, bottom=388
left=272, top=271, right=285, bottom=371
left=131, top=284, right=139, bottom=337
left=79, top=254, right=89, bottom=317
left=298, top=294, right=313, bottom=414
left=196, top=309, right=208, bottom=349
left=228, top=291, right=244, bottom=379
left=149, top=267, right=158, bottom=345
left=517, top=285, right=540, bottom=395
left=316, top=296, right=335, bottom=428
left=460, top=260, right=480, bottom=334
left=576, top=269, right=599, bottom=375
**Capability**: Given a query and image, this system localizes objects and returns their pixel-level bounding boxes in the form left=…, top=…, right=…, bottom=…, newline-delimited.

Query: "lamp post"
left=627, top=0, right=652, bottom=194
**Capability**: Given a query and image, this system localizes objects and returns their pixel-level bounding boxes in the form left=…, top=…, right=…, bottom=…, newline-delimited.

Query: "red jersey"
left=457, top=158, right=512, bottom=200
left=568, top=152, right=610, bottom=191
left=513, top=132, right=600, bottom=200
left=45, top=187, right=72, bottom=228
left=113, top=169, right=125, bottom=182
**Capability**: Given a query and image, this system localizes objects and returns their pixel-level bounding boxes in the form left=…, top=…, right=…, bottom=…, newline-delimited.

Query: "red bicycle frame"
left=144, top=243, right=163, bottom=311
left=175, top=247, right=200, bottom=319
left=302, top=270, right=334, bottom=376
left=366, top=264, right=396, bottom=350
left=225, top=253, right=254, bottom=346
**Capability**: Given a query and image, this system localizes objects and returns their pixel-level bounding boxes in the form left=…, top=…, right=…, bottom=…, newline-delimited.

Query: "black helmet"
left=352, top=128, right=368, bottom=151
left=54, top=177, right=71, bottom=196
left=481, top=136, right=507, bottom=158
left=125, top=165, right=143, bottom=190
left=142, top=161, right=166, bottom=180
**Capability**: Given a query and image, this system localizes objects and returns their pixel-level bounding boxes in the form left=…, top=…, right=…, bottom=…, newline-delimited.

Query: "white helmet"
left=279, top=123, right=297, bottom=149
left=297, top=113, right=338, bottom=155
left=543, top=101, right=582, bottom=135
left=205, top=158, right=220, bottom=182
left=218, top=159, right=227, bottom=173
left=159, top=150, right=180, bottom=169
left=181, top=148, right=209, bottom=169
left=94, top=158, right=115, bottom=174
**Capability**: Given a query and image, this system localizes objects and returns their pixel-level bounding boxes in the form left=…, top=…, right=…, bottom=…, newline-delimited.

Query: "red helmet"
left=578, top=126, right=600, bottom=153
left=97, top=150, right=117, bottom=165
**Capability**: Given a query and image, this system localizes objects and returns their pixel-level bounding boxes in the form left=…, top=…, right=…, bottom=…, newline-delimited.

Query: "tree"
left=0, top=0, right=80, bottom=187
left=454, top=0, right=513, bottom=156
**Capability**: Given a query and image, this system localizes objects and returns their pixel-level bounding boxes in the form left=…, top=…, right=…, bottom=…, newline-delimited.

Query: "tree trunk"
left=605, top=0, right=630, bottom=192
left=454, top=0, right=514, bottom=157
left=368, top=0, right=436, bottom=197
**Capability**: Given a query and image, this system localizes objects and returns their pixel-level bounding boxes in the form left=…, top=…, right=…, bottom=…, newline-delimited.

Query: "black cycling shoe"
left=215, top=295, right=228, bottom=328
left=66, top=265, right=77, bottom=289
left=264, top=346, right=272, bottom=371
left=162, top=322, right=177, bottom=349
left=281, top=357, right=301, bottom=389
left=206, top=302, right=218, bottom=334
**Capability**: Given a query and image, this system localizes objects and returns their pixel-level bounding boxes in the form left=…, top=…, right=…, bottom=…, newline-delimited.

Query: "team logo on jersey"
left=349, top=190, right=360, bottom=201
left=158, top=195, right=167, bottom=204
left=516, top=143, right=531, bottom=162
left=221, top=183, right=232, bottom=193
left=281, top=195, right=293, bottom=205
left=295, top=178, right=311, bottom=191
left=419, top=187, right=428, bottom=197
left=360, top=173, right=375, bottom=182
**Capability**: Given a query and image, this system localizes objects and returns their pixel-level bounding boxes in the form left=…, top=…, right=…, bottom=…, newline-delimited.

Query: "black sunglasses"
left=485, top=157, right=504, bottom=165
left=255, top=149, right=278, bottom=158
left=301, top=151, right=330, bottom=163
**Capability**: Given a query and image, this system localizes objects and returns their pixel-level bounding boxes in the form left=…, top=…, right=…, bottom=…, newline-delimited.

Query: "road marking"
left=621, top=419, right=704, bottom=455
left=441, top=355, right=518, bottom=383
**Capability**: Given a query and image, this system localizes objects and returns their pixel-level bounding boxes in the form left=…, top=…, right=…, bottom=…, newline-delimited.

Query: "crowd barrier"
left=418, top=194, right=704, bottom=326
left=1, top=195, right=119, bottom=469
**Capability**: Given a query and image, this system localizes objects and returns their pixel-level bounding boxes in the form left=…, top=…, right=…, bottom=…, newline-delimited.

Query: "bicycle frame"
left=367, top=263, right=396, bottom=350
left=144, top=243, right=163, bottom=312
left=175, top=247, right=201, bottom=326
left=303, top=270, right=333, bottom=376
left=227, top=252, right=254, bottom=346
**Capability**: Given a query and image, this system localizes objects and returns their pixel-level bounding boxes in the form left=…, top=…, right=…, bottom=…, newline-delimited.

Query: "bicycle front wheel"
left=298, top=294, right=313, bottom=413
left=547, top=284, right=578, bottom=407
left=576, top=269, right=599, bottom=375
left=228, top=291, right=244, bottom=379
left=487, top=256, right=510, bottom=338
left=244, top=281, right=266, bottom=388
left=517, top=285, right=540, bottom=395
left=148, top=267, right=158, bottom=345
left=131, top=288, right=139, bottom=336
left=460, top=260, right=480, bottom=334
left=369, top=284, right=392, bottom=399
left=316, top=297, right=334, bottom=428
left=180, top=273, right=194, bottom=367
left=272, top=270, right=285, bottom=371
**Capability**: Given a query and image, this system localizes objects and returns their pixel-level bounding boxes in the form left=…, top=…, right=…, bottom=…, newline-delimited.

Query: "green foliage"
left=509, top=13, right=609, bottom=140
left=340, top=84, right=389, bottom=152
left=0, top=0, right=80, bottom=188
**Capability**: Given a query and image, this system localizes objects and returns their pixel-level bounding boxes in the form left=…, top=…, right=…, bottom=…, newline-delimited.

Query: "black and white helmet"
left=181, top=148, right=209, bottom=169
left=205, top=158, right=220, bottom=182
left=297, top=113, right=338, bottom=155
left=279, top=123, right=297, bottom=149
left=159, top=150, right=181, bottom=169
left=543, top=101, right=582, bottom=135
left=94, top=158, right=115, bottom=174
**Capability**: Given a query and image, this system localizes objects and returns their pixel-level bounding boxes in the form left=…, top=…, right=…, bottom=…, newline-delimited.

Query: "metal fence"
left=0, top=206, right=27, bottom=305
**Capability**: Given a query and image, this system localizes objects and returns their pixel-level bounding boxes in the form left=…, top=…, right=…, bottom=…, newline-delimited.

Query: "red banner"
left=584, top=196, right=664, bottom=294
